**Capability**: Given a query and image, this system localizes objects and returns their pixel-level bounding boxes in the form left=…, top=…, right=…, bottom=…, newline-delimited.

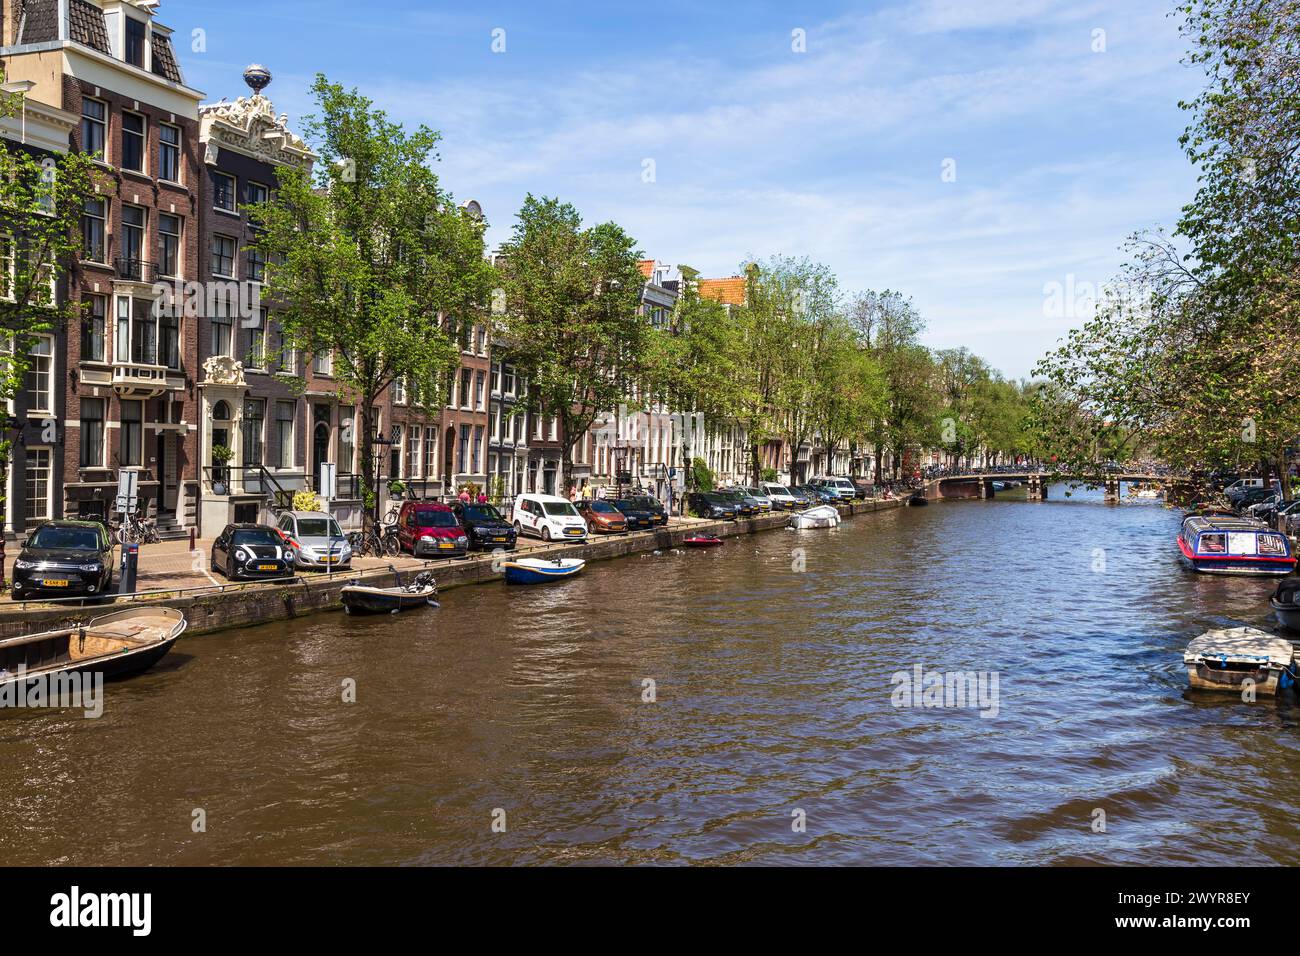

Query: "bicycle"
left=112, top=512, right=159, bottom=545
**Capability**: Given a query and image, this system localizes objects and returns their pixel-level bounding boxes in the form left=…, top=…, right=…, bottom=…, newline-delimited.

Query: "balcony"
left=112, top=360, right=183, bottom=397
left=114, top=257, right=157, bottom=283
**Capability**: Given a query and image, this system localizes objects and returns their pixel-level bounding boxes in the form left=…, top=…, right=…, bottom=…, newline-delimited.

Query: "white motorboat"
left=789, top=504, right=841, bottom=530
left=1183, top=626, right=1295, bottom=695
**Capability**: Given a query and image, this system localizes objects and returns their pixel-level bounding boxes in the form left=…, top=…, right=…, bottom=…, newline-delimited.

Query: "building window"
left=24, top=447, right=51, bottom=525
left=424, top=426, right=437, bottom=477
left=339, top=406, right=355, bottom=471
left=161, top=310, right=180, bottom=369
left=275, top=401, right=295, bottom=468
left=121, top=111, right=145, bottom=173
left=81, top=99, right=106, bottom=159
left=121, top=204, right=145, bottom=273
left=246, top=181, right=269, bottom=206
left=82, top=294, right=106, bottom=361
left=407, top=426, right=421, bottom=478
left=120, top=400, right=143, bottom=466
left=473, top=426, right=483, bottom=473
left=460, top=368, right=471, bottom=408
left=82, top=197, right=106, bottom=262
left=272, top=321, right=296, bottom=374
left=313, top=351, right=332, bottom=376
left=24, top=336, right=53, bottom=413
left=210, top=312, right=232, bottom=358
left=246, top=246, right=265, bottom=283
left=245, top=310, right=266, bottom=369
left=130, top=296, right=156, bottom=364
left=503, top=365, right=516, bottom=396
left=242, top=398, right=264, bottom=466
left=474, top=370, right=485, bottom=410
left=392, top=377, right=406, bottom=406
left=211, top=235, right=236, bottom=277
left=159, top=123, right=181, bottom=182
left=125, top=16, right=147, bottom=67
left=458, top=424, right=470, bottom=473
left=80, top=398, right=105, bottom=468
left=159, top=214, right=181, bottom=277
left=212, top=172, right=236, bottom=212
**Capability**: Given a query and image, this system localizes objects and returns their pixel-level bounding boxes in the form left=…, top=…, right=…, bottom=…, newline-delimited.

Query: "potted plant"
left=211, top=445, right=233, bottom=495
left=388, top=479, right=406, bottom=500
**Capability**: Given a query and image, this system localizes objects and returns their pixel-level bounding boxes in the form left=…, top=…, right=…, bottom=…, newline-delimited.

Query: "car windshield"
left=542, top=502, right=578, bottom=517
left=415, top=510, right=459, bottom=528
left=463, top=505, right=503, bottom=522
left=233, top=529, right=281, bottom=546
left=297, top=517, right=343, bottom=538
left=611, top=501, right=641, bottom=511
left=590, top=501, right=620, bottom=513
left=633, top=497, right=661, bottom=509
left=767, top=486, right=791, bottom=496
left=28, top=526, right=100, bottom=551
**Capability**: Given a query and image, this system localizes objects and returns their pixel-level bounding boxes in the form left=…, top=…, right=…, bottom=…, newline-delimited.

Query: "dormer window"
left=125, top=17, right=147, bottom=68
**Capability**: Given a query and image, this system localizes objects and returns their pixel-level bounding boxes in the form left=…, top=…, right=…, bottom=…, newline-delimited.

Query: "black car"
left=609, top=498, right=655, bottom=531
left=625, top=494, right=669, bottom=526
left=453, top=502, right=518, bottom=550
left=687, top=492, right=739, bottom=520
left=211, top=523, right=291, bottom=580
left=1234, top=487, right=1279, bottom=514
left=10, top=520, right=116, bottom=601
left=713, top=489, right=759, bottom=518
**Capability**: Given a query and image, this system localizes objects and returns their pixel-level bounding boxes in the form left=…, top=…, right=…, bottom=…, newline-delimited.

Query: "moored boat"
left=341, top=571, right=439, bottom=614
left=789, top=504, right=841, bottom=529
left=1270, top=575, right=1300, bottom=632
left=502, top=557, right=585, bottom=584
left=0, top=607, right=185, bottom=696
left=908, top=492, right=928, bottom=506
left=1183, top=626, right=1295, bottom=695
left=1177, top=513, right=1295, bottom=576
left=683, top=535, right=723, bottom=548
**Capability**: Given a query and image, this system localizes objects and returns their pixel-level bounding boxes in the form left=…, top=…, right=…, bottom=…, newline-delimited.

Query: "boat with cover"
left=1177, top=513, right=1295, bottom=576
left=502, top=557, right=586, bottom=584
left=0, top=607, right=185, bottom=694
left=789, top=504, right=841, bottom=529
left=341, top=571, right=440, bottom=614
left=1270, top=575, right=1300, bottom=632
left=1183, top=626, right=1295, bottom=695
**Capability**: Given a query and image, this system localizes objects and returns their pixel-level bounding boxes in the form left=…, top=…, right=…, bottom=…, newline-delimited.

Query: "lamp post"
left=0, top=413, right=25, bottom=589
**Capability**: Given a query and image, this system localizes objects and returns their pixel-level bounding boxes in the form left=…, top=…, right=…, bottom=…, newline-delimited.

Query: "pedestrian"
left=477, top=491, right=487, bottom=504
left=458, top=486, right=471, bottom=504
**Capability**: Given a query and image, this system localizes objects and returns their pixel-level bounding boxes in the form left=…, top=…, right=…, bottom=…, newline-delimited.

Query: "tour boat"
left=908, top=492, right=929, bottom=506
left=0, top=607, right=185, bottom=694
left=502, top=557, right=586, bottom=585
left=683, top=535, right=724, bottom=548
left=1130, top=482, right=1162, bottom=499
left=789, top=504, right=841, bottom=529
left=1177, top=514, right=1295, bottom=576
left=1270, top=576, right=1300, bottom=632
left=1184, top=626, right=1295, bottom=695
left=341, top=572, right=439, bottom=614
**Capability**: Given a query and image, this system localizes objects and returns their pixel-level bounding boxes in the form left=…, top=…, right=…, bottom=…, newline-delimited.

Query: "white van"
left=511, top=493, right=588, bottom=542
left=813, top=477, right=856, bottom=500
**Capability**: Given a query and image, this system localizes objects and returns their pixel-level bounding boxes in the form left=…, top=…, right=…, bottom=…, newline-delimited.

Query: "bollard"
left=119, top=540, right=139, bottom=594
left=189, top=527, right=196, bottom=551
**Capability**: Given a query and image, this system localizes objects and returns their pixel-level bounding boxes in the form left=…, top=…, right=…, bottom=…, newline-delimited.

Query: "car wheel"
left=542, top=526, right=552, bottom=542
left=514, top=521, right=523, bottom=537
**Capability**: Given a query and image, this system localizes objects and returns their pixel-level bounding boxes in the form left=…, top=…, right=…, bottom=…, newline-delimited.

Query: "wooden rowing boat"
left=502, top=557, right=585, bottom=584
left=341, top=571, right=440, bottom=614
left=0, top=607, right=185, bottom=692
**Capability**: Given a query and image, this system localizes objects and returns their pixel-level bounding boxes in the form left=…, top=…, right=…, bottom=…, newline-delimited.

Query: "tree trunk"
left=751, top=442, right=761, bottom=487
left=360, top=396, right=378, bottom=524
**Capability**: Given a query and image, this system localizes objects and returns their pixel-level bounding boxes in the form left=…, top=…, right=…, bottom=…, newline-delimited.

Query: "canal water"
left=3, top=486, right=1298, bottom=865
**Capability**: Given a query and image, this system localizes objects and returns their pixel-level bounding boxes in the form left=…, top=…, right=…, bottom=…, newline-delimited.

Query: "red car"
left=396, top=502, right=469, bottom=557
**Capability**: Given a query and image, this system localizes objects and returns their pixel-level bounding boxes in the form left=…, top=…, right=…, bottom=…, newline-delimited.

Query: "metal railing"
left=114, top=257, right=156, bottom=282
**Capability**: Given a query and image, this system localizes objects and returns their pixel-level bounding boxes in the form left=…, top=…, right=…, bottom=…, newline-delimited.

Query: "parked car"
left=276, top=511, right=351, bottom=570
left=787, top=486, right=819, bottom=507
left=739, top=487, right=775, bottom=512
left=761, top=482, right=800, bottom=510
left=713, top=488, right=759, bottom=518
left=625, top=494, right=669, bottom=526
left=211, top=523, right=291, bottom=581
left=1234, top=487, right=1280, bottom=514
left=512, top=493, right=588, bottom=542
left=576, top=499, right=628, bottom=534
left=396, top=501, right=469, bottom=557
left=608, top=498, right=655, bottom=531
left=687, top=492, right=739, bottom=520
left=795, top=484, right=837, bottom=504
left=10, top=520, right=116, bottom=600
left=1272, top=499, right=1300, bottom=533
left=453, top=501, right=517, bottom=551
left=850, top=477, right=873, bottom=499
left=812, top=477, right=856, bottom=500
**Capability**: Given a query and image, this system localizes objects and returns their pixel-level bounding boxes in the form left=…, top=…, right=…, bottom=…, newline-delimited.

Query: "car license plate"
left=565, top=528, right=582, bottom=535
left=258, top=564, right=278, bottom=571
left=41, top=579, right=69, bottom=587
left=438, top=542, right=453, bottom=549
left=321, top=556, right=337, bottom=563
left=493, top=536, right=507, bottom=542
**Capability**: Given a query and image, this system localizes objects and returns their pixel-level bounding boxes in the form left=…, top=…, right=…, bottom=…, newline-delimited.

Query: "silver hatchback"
left=276, top=511, right=352, bottom=570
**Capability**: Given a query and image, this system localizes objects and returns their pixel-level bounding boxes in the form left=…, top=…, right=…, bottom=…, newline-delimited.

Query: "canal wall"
left=0, top=497, right=907, bottom=640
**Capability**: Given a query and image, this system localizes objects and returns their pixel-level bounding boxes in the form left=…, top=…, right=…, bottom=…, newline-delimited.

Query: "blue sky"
left=173, top=0, right=1203, bottom=379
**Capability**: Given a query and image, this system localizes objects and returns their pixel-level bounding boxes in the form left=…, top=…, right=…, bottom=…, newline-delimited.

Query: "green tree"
left=494, top=195, right=647, bottom=494
left=249, top=75, right=493, bottom=518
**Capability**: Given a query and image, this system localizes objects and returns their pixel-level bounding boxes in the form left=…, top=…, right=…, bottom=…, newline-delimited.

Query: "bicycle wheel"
left=383, top=534, right=400, bottom=557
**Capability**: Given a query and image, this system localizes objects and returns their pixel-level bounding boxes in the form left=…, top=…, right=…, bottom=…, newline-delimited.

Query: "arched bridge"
left=922, top=472, right=1184, bottom=502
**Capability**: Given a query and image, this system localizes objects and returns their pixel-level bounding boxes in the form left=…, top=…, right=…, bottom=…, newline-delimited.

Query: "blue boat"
left=502, top=557, right=586, bottom=584
left=1178, top=513, right=1296, bottom=576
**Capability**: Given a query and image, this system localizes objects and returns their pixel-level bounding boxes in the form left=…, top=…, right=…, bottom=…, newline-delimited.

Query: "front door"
left=162, top=432, right=178, bottom=514
left=313, top=423, right=330, bottom=491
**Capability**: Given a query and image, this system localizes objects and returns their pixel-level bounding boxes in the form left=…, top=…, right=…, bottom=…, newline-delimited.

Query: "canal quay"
left=2, top=486, right=1295, bottom=866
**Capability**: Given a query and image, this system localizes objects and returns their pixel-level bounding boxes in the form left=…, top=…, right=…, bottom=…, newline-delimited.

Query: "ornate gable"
left=199, top=93, right=315, bottom=169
